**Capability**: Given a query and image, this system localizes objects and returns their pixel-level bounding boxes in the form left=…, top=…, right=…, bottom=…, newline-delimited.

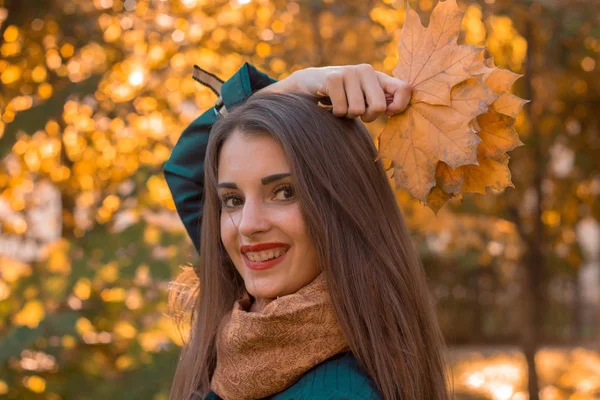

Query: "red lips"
left=240, top=242, right=290, bottom=253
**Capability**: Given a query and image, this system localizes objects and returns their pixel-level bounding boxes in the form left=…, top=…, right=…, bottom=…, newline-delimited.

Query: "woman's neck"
left=249, top=296, right=276, bottom=313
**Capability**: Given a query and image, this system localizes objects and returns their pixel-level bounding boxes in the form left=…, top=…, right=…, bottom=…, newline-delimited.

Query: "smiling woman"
left=164, top=63, right=451, bottom=400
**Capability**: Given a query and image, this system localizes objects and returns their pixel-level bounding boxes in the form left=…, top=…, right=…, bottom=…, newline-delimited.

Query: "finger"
left=386, top=81, right=411, bottom=115
left=375, top=72, right=412, bottom=115
left=343, top=69, right=365, bottom=119
left=359, top=68, right=387, bottom=123
left=323, top=72, right=348, bottom=117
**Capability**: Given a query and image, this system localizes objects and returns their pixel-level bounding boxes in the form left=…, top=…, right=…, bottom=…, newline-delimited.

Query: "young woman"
left=164, top=63, right=452, bottom=399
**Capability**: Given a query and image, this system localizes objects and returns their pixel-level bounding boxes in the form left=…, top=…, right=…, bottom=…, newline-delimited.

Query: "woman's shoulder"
left=271, top=351, right=382, bottom=400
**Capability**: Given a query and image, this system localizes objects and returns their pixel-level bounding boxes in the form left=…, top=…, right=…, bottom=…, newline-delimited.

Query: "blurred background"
left=0, top=0, right=599, bottom=399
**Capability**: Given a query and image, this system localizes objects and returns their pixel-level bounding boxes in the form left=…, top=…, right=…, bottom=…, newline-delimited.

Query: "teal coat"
left=163, top=63, right=382, bottom=400
left=204, top=352, right=380, bottom=400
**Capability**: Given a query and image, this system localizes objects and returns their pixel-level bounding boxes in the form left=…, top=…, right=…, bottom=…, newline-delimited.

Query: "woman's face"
left=217, top=131, right=321, bottom=301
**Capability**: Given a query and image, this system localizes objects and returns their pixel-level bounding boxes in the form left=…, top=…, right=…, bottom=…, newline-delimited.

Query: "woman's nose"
left=236, top=198, right=271, bottom=237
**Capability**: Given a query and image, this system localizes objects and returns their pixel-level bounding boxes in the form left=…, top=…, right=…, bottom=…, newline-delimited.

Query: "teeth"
left=245, top=248, right=287, bottom=262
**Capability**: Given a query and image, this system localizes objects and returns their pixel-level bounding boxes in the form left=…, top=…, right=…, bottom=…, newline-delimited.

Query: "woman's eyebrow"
left=217, top=173, right=292, bottom=189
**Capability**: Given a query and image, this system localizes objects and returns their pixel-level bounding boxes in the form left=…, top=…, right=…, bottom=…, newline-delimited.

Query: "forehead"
left=217, top=131, right=291, bottom=182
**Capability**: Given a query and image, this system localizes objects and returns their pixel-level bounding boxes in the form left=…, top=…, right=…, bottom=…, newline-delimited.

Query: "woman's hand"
left=261, top=64, right=411, bottom=123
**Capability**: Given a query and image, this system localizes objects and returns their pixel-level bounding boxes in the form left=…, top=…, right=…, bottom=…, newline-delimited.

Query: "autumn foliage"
left=378, top=0, right=528, bottom=212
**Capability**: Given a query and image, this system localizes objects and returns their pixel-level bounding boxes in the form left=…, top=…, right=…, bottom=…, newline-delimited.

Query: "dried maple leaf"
left=451, top=78, right=498, bottom=119
left=475, top=110, right=524, bottom=162
left=425, top=186, right=452, bottom=214
left=485, top=63, right=523, bottom=94
left=379, top=99, right=482, bottom=200
left=436, top=161, right=463, bottom=194
left=428, top=60, right=526, bottom=206
left=393, top=0, right=482, bottom=106
left=491, top=93, right=529, bottom=118
left=460, top=154, right=514, bottom=195
left=377, top=0, right=527, bottom=212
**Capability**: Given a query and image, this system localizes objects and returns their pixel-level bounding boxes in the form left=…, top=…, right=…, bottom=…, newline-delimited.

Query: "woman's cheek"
left=220, top=213, right=237, bottom=254
left=286, top=206, right=308, bottom=242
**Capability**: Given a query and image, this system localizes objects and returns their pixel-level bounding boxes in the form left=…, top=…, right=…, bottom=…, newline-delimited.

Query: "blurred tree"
left=456, top=1, right=600, bottom=398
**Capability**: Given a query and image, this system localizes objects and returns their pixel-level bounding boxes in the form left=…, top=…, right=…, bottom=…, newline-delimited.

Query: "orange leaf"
left=485, top=67, right=523, bottom=95
left=379, top=112, right=437, bottom=200
left=379, top=101, right=481, bottom=200
left=459, top=155, right=514, bottom=195
left=394, top=0, right=482, bottom=106
left=491, top=92, right=529, bottom=118
left=385, top=166, right=396, bottom=193
left=476, top=111, right=524, bottom=162
left=469, top=59, right=495, bottom=79
left=452, top=78, right=498, bottom=119
left=436, top=161, right=463, bottom=194
left=378, top=0, right=527, bottom=212
left=425, top=185, right=452, bottom=214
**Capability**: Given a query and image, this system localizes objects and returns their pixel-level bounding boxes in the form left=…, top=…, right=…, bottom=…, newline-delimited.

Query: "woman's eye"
left=274, top=184, right=295, bottom=201
left=221, top=195, right=242, bottom=208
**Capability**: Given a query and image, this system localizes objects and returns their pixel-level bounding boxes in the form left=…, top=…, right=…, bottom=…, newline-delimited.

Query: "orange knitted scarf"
left=209, top=272, right=349, bottom=400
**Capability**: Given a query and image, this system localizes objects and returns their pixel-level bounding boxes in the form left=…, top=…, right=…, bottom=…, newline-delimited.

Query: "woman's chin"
left=244, top=277, right=286, bottom=300
left=246, top=287, right=282, bottom=300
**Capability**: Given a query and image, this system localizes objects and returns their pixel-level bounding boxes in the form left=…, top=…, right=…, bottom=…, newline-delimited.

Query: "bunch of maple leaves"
left=378, top=0, right=528, bottom=212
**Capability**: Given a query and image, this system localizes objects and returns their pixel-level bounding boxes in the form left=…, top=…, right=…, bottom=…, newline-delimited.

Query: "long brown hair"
left=168, top=91, right=453, bottom=399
